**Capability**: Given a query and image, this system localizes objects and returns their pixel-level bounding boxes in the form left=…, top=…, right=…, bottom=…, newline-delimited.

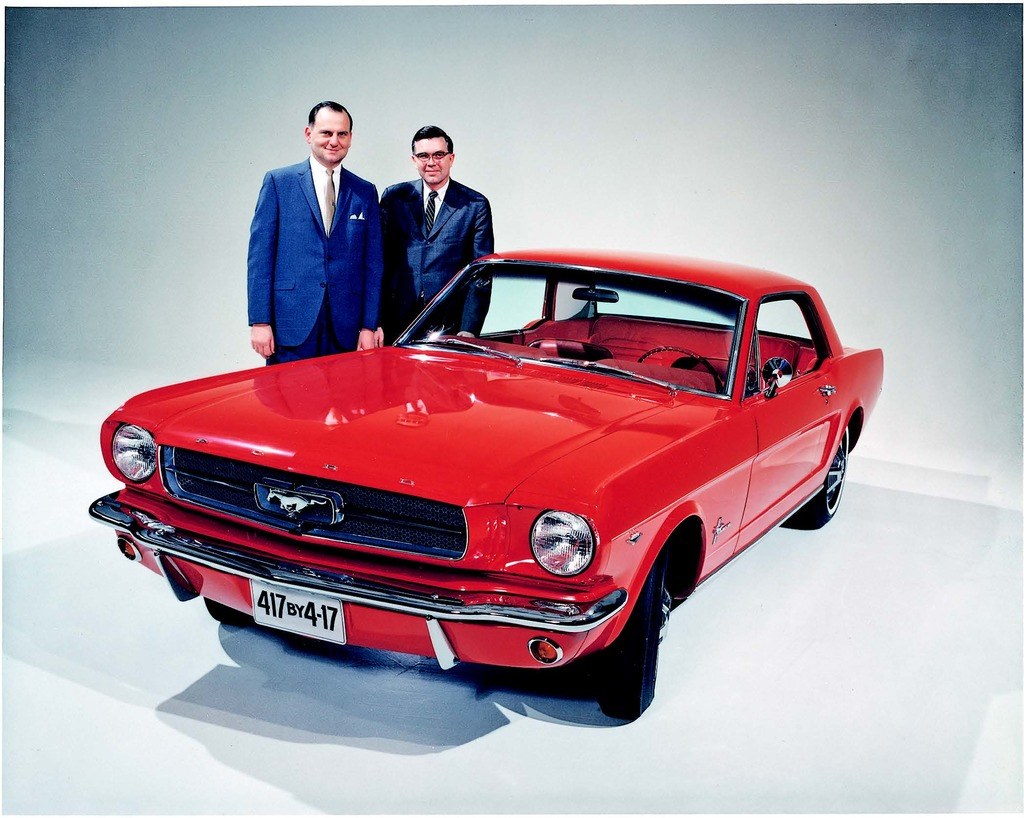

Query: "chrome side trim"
left=89, top=493, right=627, bottom=633
left=425, top=617, right=460, bottom=669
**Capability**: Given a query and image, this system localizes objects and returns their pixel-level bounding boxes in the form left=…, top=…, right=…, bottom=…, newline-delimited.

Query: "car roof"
left=485, top=249, right=813, bottom=301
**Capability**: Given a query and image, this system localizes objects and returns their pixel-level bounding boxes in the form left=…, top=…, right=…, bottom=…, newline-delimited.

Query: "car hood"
left=121, top=347, right=706, bottom=506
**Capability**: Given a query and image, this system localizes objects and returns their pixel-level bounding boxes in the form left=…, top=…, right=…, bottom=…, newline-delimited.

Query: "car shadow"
left=8, top=481, right=1020, bottom=812
left=156, top=619, right=620, bottom=756
left=3, top=529, right=622, bottom=757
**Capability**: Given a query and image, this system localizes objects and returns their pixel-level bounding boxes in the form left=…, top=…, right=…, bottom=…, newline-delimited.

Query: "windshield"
left=399, top=261, right=745, bottom=397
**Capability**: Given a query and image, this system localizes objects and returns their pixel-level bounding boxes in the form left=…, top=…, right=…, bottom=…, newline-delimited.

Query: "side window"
left=746, top=295, right=825, bottom=397
left=758, top=299, right=814, bottom=343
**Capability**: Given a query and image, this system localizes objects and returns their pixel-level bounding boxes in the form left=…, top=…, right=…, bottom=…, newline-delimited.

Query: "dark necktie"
left=425, top=190, right=438, bottom=234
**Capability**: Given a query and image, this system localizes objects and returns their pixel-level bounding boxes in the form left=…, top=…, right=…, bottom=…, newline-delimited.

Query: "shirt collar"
left=310, top=155, right=341, bottom=179
left=424, top=180, right=450, bottom=205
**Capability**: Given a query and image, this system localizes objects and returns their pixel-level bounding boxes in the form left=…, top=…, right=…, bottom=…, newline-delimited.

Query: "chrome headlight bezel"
left=530, top=510, right=596, bottom=576
left=111, top=424, right=157, bottom=483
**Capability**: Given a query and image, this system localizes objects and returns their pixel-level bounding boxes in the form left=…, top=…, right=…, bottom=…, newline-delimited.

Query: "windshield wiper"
left=532, top=357, right=678, bottom=395
left=410, top=337, right=522, bottom=367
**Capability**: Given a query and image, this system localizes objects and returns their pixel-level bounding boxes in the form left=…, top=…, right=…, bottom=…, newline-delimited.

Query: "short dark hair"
left=412, top=126, right=453, bottom=154
left=308, top=101, right=352, bottom=129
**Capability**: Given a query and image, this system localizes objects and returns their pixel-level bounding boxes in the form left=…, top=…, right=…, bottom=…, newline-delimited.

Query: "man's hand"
left=251, top=324, right=275, bottom=359
left=357, top=328, right=383, bottom=351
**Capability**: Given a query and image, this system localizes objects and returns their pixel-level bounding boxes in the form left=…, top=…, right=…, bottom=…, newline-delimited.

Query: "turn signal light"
left=528, top=637, right=563, bottom=665
left=116, top=535, right=141, bottom=562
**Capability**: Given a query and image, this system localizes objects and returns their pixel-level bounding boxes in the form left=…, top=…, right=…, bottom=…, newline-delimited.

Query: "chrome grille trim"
left=161, top=447, right=468, bottom=560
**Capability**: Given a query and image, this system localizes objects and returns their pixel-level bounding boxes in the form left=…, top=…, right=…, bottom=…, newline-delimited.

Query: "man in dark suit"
left=248, top=101, right=384, bottom=364
left=379, top=126, right=494, bottom=342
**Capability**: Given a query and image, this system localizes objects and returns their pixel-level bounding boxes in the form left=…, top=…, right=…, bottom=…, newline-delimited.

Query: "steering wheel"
left=638, top=345, right=724, bottom=392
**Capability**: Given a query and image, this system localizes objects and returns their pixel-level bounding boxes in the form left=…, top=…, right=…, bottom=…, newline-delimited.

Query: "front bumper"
left=90, top=492, right=628, bottom=667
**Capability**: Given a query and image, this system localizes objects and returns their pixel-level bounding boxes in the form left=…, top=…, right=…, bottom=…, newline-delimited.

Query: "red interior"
left=757, top=335, right=819, bottom=376
left=520, top=317, right=735, bottom=393
left=490, top=317, right=818, bottom=395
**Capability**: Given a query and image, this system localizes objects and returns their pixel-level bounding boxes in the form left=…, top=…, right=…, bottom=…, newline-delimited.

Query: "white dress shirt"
left=310, top=156, right=340, bottom=229
left=423, top=180, right=450, bottom=214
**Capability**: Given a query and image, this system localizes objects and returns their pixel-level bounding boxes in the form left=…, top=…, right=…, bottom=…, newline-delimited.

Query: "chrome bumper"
left=89, top=492, right=627, bottom=633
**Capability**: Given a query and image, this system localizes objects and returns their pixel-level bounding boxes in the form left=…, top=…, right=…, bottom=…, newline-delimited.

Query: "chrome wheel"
left=824, top=428, right=849, bottom=515
left=784, top=423, right=852, bottom=530
left=659, top=586, right=671, bottom=643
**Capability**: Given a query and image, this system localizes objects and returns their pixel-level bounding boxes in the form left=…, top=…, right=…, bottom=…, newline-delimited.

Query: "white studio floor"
left=3, top=355, right=1022, bottom=814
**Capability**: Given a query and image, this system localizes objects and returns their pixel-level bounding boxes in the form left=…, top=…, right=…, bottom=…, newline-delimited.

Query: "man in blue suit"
left=248, top=101, right=384, bottom=364
left=379, top=126, right=494, bottom=342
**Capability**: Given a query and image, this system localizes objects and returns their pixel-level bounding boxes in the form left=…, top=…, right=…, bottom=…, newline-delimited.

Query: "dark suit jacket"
left=379, top=178, right=494, bottom=340
left=248, top=160, right=384, bottom=349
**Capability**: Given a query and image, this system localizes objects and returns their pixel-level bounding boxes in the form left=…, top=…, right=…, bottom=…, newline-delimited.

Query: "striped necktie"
left=424, top=190, right=438, bottom=234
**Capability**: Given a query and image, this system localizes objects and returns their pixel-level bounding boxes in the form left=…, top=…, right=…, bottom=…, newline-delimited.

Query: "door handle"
left=818, top=384, right=837, bottom=397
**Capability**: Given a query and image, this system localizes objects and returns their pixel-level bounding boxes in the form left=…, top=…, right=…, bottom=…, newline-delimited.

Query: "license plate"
left=250, top=579, right=346, bottom=644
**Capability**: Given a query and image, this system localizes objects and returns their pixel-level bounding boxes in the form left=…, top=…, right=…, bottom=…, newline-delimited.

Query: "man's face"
left=412, top=137, right=455, bottom=190
left=305, top=108, right=352, bottom=169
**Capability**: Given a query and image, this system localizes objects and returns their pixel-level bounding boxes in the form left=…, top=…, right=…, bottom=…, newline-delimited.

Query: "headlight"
left=531, top=511, right=595, bottom=576
left=112, top=424, right=157, bottom=482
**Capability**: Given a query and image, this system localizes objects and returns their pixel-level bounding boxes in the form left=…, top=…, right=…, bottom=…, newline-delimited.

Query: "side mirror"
left=762, top=357, right=793, bottom=399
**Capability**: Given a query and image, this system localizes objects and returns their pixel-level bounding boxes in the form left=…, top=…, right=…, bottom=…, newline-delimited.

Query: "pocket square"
left=349, top=212, right=366, bottom=221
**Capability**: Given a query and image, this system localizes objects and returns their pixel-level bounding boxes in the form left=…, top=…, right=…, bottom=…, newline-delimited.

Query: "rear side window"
left=745, top=295, right=827, bottom=397
left=756, top=298, right=814, bottom=342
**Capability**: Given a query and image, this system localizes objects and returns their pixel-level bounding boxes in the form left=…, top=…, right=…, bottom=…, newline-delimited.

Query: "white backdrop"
left=4, top=4, right=1022, bottom=503
left=3, top=7, right=1022, bottom=813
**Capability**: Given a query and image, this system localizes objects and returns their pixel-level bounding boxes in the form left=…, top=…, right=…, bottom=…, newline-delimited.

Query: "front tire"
left=597, top=550, right=670, bottom=721
left=785, top=425, right=849, bottom=530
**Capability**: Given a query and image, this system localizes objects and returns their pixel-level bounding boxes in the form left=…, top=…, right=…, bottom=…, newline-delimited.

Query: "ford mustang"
left=90, top=250, right=883, bottom=720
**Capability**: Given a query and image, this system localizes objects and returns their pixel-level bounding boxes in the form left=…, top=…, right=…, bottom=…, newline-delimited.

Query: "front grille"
left=161, top=447, right=467, bottom=560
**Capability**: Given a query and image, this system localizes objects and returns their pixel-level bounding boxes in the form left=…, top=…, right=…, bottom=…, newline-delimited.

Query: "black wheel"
left=204, top=598, right=253, bottom=627
left=785, top=426, right=849, bottom=530
left=597, top=550, right=670, bottom=721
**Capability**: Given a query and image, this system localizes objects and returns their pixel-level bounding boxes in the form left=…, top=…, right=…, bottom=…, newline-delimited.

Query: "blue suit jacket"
left=248, top=160, right=384, bottom=349
left=379, top=178, right=494, bottom=339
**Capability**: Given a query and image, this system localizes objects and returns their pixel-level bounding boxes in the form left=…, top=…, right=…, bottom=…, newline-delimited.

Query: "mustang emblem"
left=266, top=489, right=329, bottom=518
left=254, top=482, right=344, bottom=524
left=712, top=516, right=732, bottom=546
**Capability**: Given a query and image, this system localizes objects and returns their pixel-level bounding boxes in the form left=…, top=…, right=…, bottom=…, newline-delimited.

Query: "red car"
left=90, top=250, right=883, bottom=720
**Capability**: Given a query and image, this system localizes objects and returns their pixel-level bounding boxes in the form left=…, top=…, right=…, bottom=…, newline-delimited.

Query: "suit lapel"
left=407, top=180, right=426, bottom=237
left=298, top=162, right=328, bottom=238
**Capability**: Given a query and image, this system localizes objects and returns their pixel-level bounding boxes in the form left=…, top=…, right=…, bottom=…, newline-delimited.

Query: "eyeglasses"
left=413, top=151, right=450, bottom=163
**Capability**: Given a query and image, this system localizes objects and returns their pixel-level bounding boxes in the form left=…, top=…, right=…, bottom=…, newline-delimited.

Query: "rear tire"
left=785, top=426, right=849, bottom=530
left=204, top=598, right=253, bottom=627
left=597, top=550, right=670, bottom=721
